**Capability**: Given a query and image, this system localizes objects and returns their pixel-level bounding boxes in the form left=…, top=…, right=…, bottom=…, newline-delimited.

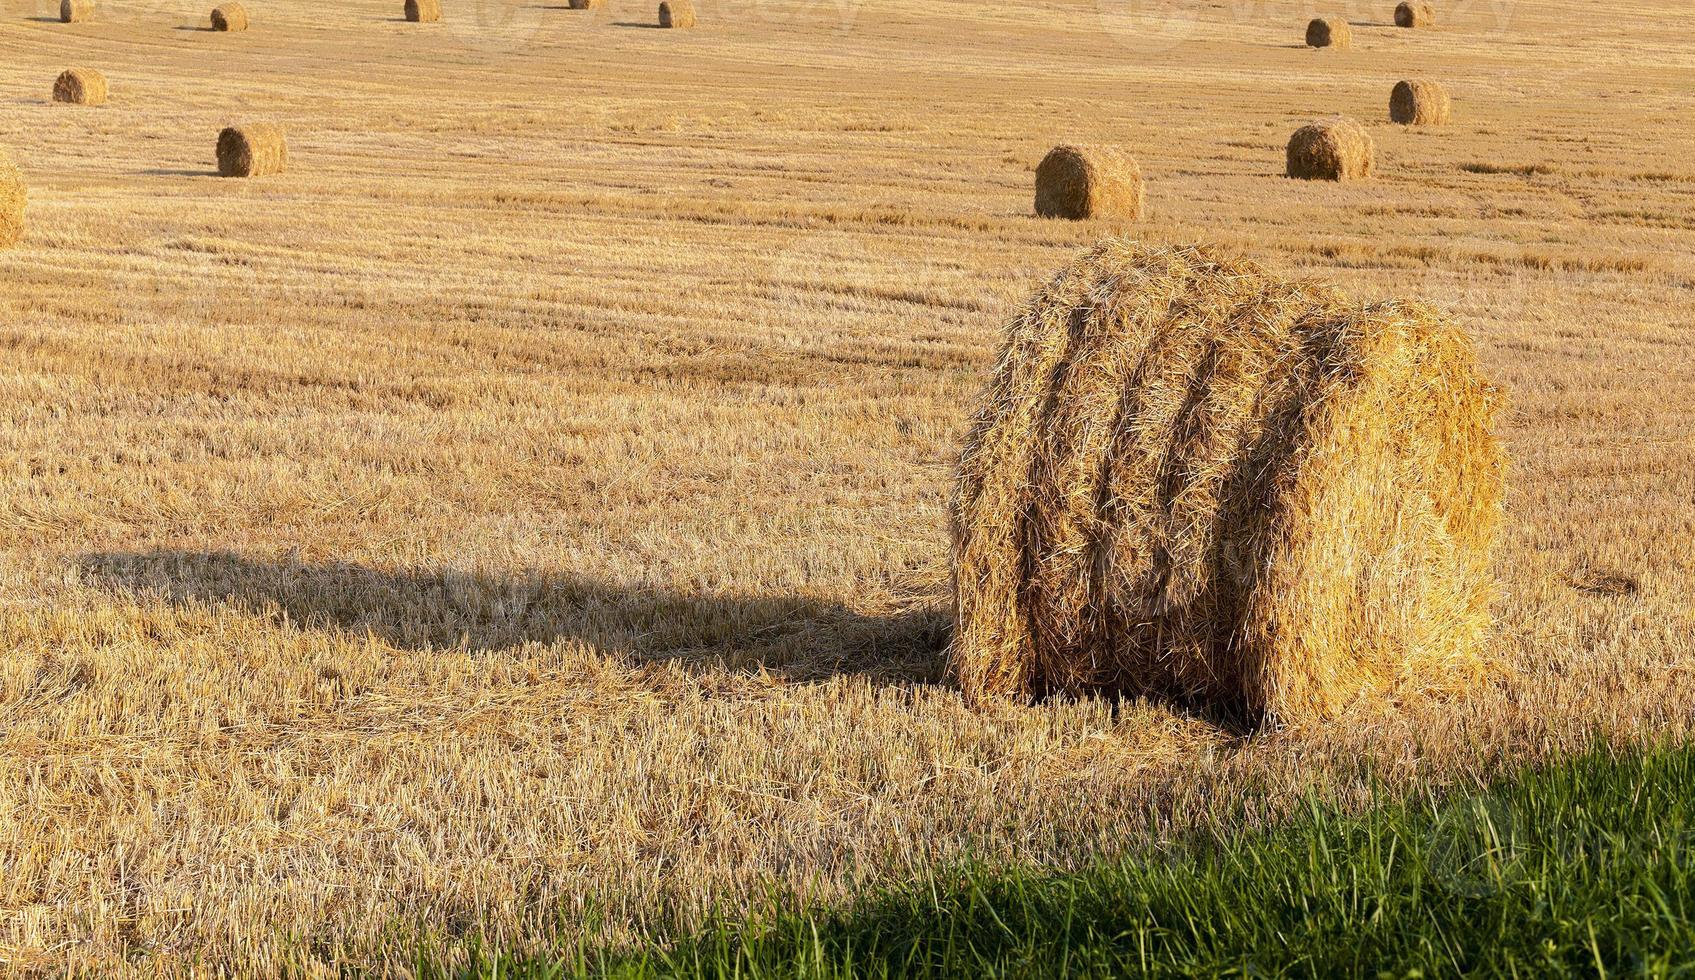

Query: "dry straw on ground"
left=950, top=239, right=1504, bottom=727
left=659, top=0, right=696, bottom=27
left=404, top=0, right=441, bottom=21
left=1305, top=17, right=1349, bottom=47
left=0, top=147, right=22, bottom=249
left=210, top=2, right=248, bottom=30
left=52, top=68, right=108, bottom=106
left=3, top=0, right=1693, bottom=972
left=1391, top=79, right=1452, bottom=125
left=1287, top=117, right=1375, bottom=180
left=59, top=0, right=92, bottom=22
left=216, top=124, right=288, bottom=177
left=1033, top=145, right=1143, bottom=221
left=1396, top=1, right=1435, bottom=27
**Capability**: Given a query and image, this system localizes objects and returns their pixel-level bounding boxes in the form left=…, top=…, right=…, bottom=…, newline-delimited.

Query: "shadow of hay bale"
left=76, top=549, right=949, bottom=686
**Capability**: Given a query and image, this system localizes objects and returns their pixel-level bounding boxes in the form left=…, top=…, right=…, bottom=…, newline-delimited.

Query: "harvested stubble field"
left=1, top=0, right=1693, bottom=973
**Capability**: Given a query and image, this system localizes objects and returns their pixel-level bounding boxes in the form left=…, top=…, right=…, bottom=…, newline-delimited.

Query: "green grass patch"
left=430, top=741, right=1695, bottom=978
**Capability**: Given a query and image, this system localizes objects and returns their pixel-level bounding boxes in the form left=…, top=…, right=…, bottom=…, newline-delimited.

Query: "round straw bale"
left=1395, top=1, right=1434, bottom=27
left=217, top=124, right=287, bottom=178
left=404, top=0, right=441, bottom=21
left=949, top=239, right=1504, bottom=727
left=209, top=2, right=248, bottom=30
left=60, top=0, right=93, bottom=21
left=568, top=0, right=605, bottom=8
left=53, top=68, right=108, bottom=106
left=1305, top=17, right=1350, bottom=47
left=658, top=0, right=695, bottom=27
left=1033, top=145, right=1143, bottom=221
left=1390, top=79, right=1451, bottom=125
left=1286, top=117, right=1375, bottom=180
left=0, top=148, right=23, bottom=250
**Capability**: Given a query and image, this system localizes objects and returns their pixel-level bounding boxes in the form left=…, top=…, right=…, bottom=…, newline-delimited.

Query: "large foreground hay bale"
left=1395, top=1, right=1434, bottom=27
left=0, top=148, right=23, bottom=249
left=658, top=0, right=694, bottom=27
left=949, top=239, right=1503, bottom=726
left=217, top=124, right=287, bottom=177
left=1390, top=79, right=1451, bottom=125
left=60, top=0, right=92, bottom=21
left=1287, top=117, right=1375, bottom=180
left=1034, top=145, right=1143, bottom=221
left=404, top=0, right=441, bottom=21
left=53, top=68, right=108, bottom=106
left=1305, top=17, right=1349, bottom=47
left=209, top=2, right=247, bottom=30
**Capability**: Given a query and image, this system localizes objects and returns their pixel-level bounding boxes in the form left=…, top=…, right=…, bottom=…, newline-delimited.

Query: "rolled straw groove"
left=949, top=239, right=1504, bottom=727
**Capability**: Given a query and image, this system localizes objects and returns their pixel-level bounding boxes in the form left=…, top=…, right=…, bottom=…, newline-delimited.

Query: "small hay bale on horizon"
left=217, top=123, right=287, bottom=178
left=1391, top=79, right=1451, bottom=125
left=1033, top=145, right=1143, bottom=221
left=948, top=239, right=1504, bottom=728
left=1305, top=17, right=1350, bottom=47
left=567, top=0, right=605, bottom=8
left=658, top=0, right=695, bottom=27
left=209, top=2, right=248, bottom=30
left=1287, top=117, right=1375, bottom=180
left=60, top=0, right=93, bottom=22
left=404, top=0, right=441, bottom=21
left=0, top=147, right=23, bottom=249
left=53, top=68, right=108, bottom=105
left=1395, top=1, right=1435, bottom=27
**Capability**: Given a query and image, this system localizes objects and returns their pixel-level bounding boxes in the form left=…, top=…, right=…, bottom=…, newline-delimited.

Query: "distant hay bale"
left=60, top=0, right=92, bottom=22
left=949, top=239, right=1504, bottom=727
left=1395, top=1, right=1435, bottom=27
left=0, top=148, right=23, bottom=249
left=217, top=124, right=287, bottom=178
left=404, top=0, right=441, bottom=21
left=567, top=0, right=605, bottom=7
left=1305, top=17, right=1350, bottom=47
left=52, top=68, right=108, bottom=106
left=658, top=0, right=694, bottom=27
left=209, top=2, right=247, bottom=30
left=1033, top=145, right=1144, bottom=221
left=1390, top=79, right=1451, bottom=125
left=1286, top=117, right=1375, bottom=180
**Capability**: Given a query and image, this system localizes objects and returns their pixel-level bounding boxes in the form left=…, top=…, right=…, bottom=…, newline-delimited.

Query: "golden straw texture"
left=52, top=68, right=108, bottom=106
left=1391, top=79, right=1452, bottom=125
left=1305, top=17, right=1350, bottom=47
left=0, top=147, right=23, bottom=249
left=216, top=124, right=288, bottom=178
left=1286, top=117, right=1375, bottom=180
left=209, top=2, right=248, bottom=30
left=1033, top=145, right=1144, bottom=221
left=950, top=239, right=1504, bottom=727
left=659, top=0, right=696, bottom=28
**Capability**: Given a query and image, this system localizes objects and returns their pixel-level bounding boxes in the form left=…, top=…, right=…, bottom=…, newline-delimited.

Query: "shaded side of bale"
left=404, top=0, right=441, bottom=21
left=1033, top=145, right=1144, bottom=221
left=60, top=0, right=93, bottom=21
left=1286, top=117, right=1375, bottom=180
left=1395, top=1, right=1434, bottom=27
left=1305, top=17, right=1350, bottom=47
left=210, top=2, right=248, bottom=30
left=1390, top=79, right=1451, bottom=125
left=658, top=0, right=695, bottom=27
left=0, top=148, right=23, bottom=250
left=217, top=124, right=287, bottom=178
left=949, top=239, right=1503, bottom=727
left=53, top=68, right=108, bottom=106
